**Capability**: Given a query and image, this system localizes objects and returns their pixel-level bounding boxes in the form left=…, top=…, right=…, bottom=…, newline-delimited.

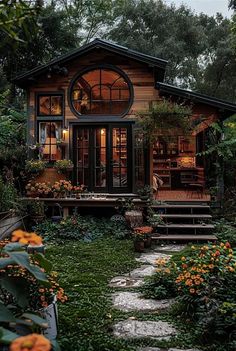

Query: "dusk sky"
left=165, top=0, right=233, bottom=17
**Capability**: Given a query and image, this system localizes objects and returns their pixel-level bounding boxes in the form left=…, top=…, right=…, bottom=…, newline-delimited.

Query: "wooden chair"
left=188, top=174, right=205, bottom=199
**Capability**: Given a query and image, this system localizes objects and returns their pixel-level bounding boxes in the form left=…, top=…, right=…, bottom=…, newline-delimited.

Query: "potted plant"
left=137, top=185, right=152, bottom=200
left=26, top=200, right=46, bottom=223
left=133, top=227, right=147, bottom=252
left=25, top=159, right=47, bottom=177
left=54, top=159, right=74, bottom=174
left=121, top=198, right=143, bottom=228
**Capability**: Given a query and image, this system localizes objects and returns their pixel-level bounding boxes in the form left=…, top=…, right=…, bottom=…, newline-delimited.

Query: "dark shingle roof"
left=13, top=38, right=168, bottom=86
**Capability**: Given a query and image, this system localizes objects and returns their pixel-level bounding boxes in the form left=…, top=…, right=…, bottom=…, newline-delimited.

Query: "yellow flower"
left=181, top=256, right=186, bottom=261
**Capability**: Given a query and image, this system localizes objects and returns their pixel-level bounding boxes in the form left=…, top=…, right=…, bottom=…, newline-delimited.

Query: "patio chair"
left=187, top=174, right=205, bottom=199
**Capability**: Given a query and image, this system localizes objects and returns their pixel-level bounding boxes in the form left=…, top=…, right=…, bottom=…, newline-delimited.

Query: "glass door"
left=73, top=124, right=132, bottom=193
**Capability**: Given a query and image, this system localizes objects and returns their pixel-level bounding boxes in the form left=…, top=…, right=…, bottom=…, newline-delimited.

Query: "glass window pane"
left=51, top=96, right=62, bottom=115
left=71, top=68, right=131, bottom=115
left=39, top=96, right=50, bottom=115
left=38, top=95, right=62, bottom=116
left=39, top=122, right=62, bottom=161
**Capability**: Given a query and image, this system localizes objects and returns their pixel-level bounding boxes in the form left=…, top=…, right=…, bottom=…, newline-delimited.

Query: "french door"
left=73, top=124, right=132, bottom=193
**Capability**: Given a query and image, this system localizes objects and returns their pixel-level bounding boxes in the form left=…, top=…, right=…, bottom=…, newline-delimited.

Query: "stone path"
left=113, top=320, right=177, bottom=340
left=112, top=292, right=174, bottom=312
left=109, top=244, right=201, bottom=350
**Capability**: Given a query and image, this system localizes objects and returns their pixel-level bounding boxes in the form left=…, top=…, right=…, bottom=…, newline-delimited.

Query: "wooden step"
left=160, top=214, right=212, bottom=219
left=152, top=234, right=217, bottom=242
left=156, top=224, right=214, bottom=229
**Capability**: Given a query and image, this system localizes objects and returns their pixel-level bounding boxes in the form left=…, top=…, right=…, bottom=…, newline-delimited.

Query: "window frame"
left=35, top=91, right=65, bottom=162
left=68, top=64, right=134, bottom=118
left=36, top=91, right=65, bottom=120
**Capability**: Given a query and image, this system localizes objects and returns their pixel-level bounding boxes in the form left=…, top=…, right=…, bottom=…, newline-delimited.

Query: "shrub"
left=214, top=219, right=236, bottom=247
left=0, top=176, right=18, bottom=212
left=35, top=215, right=131, bottom=241
left=141, top=258, right=178, bottom=299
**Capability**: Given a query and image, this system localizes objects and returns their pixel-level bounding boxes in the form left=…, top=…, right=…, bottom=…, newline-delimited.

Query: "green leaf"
left=22, top=313, right=48, bottom=328
left=0, top=257, right=16, bottom=269
left=7, top=251, right=48, bottom=282
left=0, top=327, right=18, bottom=344
left=33, top=253, right=53, bottom=273
left=0, top=303, right=16, bottom=323
left=51, top=339, right=61, bottom=350
left=4, top=243, right=25, bottom=252
left=0, top=276, right=29, bottom=308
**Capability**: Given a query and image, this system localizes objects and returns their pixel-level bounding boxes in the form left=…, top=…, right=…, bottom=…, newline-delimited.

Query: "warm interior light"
left=63, top=127, right=68, bottom=134
left=101, top=129, right=105, bottom=135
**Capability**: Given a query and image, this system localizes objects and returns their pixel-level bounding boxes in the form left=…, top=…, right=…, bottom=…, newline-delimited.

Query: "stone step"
left=112, top=292, right=174, bottom=312
left=152, top=234, right=217, bottom=242
left=135, top=252, right=171, bottom=265
left=113, top=320, right=177, bottom=340
left=109, top=276, right=144, bottom=288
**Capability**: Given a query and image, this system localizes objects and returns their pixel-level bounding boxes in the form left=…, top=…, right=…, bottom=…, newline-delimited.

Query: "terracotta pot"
left=134, top=240, right=145, bottom=252
left=34, top=167, right=66, bottom=183
left=144, top=237, right=152, bottom=248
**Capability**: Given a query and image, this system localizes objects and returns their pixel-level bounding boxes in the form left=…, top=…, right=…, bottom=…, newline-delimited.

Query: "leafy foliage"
left=138, top=99, right=192, bottom=142
left=35, top=215, right=131, bottom=241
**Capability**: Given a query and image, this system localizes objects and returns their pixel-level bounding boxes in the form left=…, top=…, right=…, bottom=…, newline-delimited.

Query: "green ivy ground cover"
left=46, top=238, right=200, bottom=351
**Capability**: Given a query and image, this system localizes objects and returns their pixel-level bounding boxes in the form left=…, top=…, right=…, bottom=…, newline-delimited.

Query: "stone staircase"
left=151, top=202, right=217, bottom=242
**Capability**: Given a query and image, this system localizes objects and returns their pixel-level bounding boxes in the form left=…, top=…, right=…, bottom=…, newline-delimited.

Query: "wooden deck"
left=156, top=190, right=210, bottom=202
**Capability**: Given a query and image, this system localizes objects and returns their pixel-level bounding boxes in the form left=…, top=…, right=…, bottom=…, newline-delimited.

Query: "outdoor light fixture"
left=62, top=126, right=68, bottom=134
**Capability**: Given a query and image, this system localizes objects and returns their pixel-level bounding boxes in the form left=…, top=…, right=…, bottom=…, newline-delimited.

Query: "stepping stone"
left=136, top=252, right=171, bottom=265
left=112, top=292, right=174, bottom=312
left=154, top=245, right=186, bottom=252
left=113, top=320, right=177, bottom=340
left=109, top=276, right=144, bottom=288
left=169, top=349, right=202, bottom=351
left=128, top=265, right=156, bottom=278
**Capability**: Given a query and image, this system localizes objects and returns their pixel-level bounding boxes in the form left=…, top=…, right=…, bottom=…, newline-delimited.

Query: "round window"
left=70, top=67, right=132, bottom=116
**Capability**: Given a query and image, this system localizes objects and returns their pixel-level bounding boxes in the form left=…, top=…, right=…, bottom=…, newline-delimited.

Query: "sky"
left=165, top=0, right=233, bottom=17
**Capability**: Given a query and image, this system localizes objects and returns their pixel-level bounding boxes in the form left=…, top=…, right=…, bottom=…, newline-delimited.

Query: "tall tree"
left=107, top=0, right=236, bottom=102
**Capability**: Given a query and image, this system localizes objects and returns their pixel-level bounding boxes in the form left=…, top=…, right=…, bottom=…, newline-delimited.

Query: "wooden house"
left=14, top=39, right=236, bottom=201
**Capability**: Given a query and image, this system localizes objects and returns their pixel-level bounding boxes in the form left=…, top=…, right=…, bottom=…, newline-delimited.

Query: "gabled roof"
left=13, top=39, right=168, bottom=87
left=156, top=82, right=236, bottom=117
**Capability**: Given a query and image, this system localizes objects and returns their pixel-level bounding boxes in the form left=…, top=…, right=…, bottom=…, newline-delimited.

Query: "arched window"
left=70, top=67, right=132, bottom=116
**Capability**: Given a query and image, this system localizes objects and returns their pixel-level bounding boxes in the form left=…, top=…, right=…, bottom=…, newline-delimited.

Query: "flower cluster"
left=73, top=184, right=85, bottom=193
left=51, top=179, right=73, bottom=193
left=133, top=226, right=153, bottom=241
left=10, top=333, right=51, bottom=351
left=11, top=230, right=43, bottom=246
left=175, top=242, right=235, bottom=296
left=0, top=238, right=68, bottom=310
left=26, top=181, right=51, bottom=197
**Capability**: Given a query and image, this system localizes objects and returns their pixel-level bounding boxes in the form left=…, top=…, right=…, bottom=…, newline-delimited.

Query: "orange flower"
left=11, top=231, right=42, bottom=246
left=10, top=333, right=51, bottom=351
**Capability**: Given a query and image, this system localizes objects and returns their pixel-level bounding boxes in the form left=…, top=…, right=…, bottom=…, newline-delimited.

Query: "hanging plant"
left=137, top=99, right=192, bottom=142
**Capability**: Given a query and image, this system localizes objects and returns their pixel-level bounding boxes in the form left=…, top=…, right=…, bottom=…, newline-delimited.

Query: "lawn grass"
left=46, top=238, right=140, bottom=351
left=46, top=238, right=199, bottom=351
